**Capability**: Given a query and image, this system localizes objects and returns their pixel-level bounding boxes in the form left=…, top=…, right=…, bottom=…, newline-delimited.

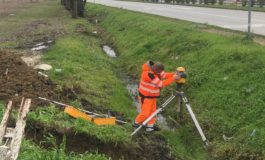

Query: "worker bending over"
left=133, top=60, right=183, bottom=132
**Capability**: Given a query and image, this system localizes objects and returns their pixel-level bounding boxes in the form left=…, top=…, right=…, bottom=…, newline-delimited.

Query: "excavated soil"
left=0, top=49, right=56, bottom=107
left=26, top=122, right=177, bottom=160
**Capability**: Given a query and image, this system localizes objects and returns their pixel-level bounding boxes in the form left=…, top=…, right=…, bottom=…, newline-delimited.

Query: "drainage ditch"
left=101, top=45, right=173, bottom=130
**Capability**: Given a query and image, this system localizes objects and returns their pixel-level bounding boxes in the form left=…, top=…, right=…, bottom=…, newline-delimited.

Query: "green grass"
left=1, top=0, right=265, bottom=158
left=0, top=0, right=70, bottom=48
left=0, top=0, right=136, bottom=144
left=42, top=28, right=136, bottom=120
left=28, top=106, right=130, bottom=143
left=87, top=3, right=265, bottom=159
left=0, top=102, right=4, bottom=119
left=0, top=102, right=108, bottom=159
left=39, top=28, right=135, bottom=142
left=19, top=139, right=109, bottom=160
left=0, top=0, right=135, bottom=158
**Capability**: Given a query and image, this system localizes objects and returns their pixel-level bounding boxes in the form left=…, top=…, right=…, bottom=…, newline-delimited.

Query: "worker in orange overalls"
left=133, top=60, right=181, bottom=132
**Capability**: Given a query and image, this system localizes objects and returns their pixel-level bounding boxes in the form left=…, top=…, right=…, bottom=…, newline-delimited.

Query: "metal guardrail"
left=146, top=0, right=264, bottom=8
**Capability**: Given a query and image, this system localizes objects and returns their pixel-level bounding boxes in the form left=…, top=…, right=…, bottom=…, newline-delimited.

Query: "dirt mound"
left=26, top=122, right=177, bottom=160
left=0, top=49, right=55, bottom=107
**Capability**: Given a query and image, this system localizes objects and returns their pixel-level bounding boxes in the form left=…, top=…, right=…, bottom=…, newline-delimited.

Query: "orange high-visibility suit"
left=135, top=61, right=175, bottom=128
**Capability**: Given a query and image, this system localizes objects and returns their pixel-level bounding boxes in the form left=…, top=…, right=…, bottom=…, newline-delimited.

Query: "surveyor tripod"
left=131, top=90, right=209, bottom=146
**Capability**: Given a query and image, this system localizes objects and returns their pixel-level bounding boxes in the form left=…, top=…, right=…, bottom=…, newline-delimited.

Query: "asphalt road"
left=88, top=0, right=265, bottom=36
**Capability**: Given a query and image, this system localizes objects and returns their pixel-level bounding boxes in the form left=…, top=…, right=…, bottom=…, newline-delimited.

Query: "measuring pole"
left=247, top=0, right=252, bottom=38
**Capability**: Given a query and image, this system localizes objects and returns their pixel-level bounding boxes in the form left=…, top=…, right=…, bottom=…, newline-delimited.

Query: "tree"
left=257, top=0, right=264, bottom=7
left=258, top=0, right=265, bottom=8
left=219, top=0, right=224, bottom=5
left=251, top=0, right=256, bottom=6
left=210, top=0, right=216, bottom=4
left=191, top=0, right=197, bottom=4
left=242, top=0, right=247, bottom=6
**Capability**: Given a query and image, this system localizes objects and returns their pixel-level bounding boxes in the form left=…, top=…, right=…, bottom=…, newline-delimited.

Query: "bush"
left=219, top=0, right=223, bottom=4
left=257, top=0, right=264, bottom=7
left=165, top=0, right=172, bottom=3
left=191, top=0, right=197, bottom=4
left=251, top=0, right=256, bottom=6
left=204, top=0, right=209, bottom=4
left=210, top=0, right=216, bottom=4
left=242, top=0, right=247, bottom=6
left=185, top=0, right=191, bottom=4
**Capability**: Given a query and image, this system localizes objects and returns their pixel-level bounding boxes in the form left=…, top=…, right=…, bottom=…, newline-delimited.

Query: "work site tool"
left=0, top=98, right=32, bottom=160
left=131, top=90, right=209, bottom=146
left=38, top=97, right=127, bottom=125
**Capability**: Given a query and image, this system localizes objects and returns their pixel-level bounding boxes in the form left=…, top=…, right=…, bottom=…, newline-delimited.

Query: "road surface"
left=88, top=0, right=265, bottom=36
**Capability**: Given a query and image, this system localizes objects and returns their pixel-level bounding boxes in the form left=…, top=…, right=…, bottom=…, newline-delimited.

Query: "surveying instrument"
left=131, top=68, right=209, bottom=146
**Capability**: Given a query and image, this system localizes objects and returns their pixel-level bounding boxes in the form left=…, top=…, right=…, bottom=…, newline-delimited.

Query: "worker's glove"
left=173, top=74, right=181, bottom=80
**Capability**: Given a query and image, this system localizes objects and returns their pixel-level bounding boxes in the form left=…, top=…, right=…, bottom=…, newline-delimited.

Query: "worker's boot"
left=145, top=126, right=154, bottom=132
left=153, top=125, right=161, bottom=131
left=146, top=124, right=155, bottom=132
left=146, top=124, right=160, bottom=132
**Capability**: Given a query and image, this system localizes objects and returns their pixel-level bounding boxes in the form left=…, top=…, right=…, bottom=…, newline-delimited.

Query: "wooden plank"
left=0, top=101, right=13, bottom=144
left=10, top=99, right=31, bottom=160
left=0, top=145, right=11, bottom=160
left=4, top=128, right=15, bottom=138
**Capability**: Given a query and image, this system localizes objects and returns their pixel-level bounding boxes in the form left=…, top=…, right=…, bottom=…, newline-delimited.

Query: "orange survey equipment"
left=64, top=106, right=92, bottom=121
left=38, top=97, right=116, bottom=125
left=93, top=117, right=116, bottom=125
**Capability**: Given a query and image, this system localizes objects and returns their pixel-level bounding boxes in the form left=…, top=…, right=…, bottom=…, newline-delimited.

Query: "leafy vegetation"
left=1, top=0, right=265, bottom=159
left=87, top=4, right=265, bottom=159
left=0, top=0, right=134, bottom=159
left=0, top=102, right=4, bottom=119
left=28, top=106, right=130, bottom=143
left=19, top=138, right=108, bottom=160
left=43, top=34, right=136, bottom=119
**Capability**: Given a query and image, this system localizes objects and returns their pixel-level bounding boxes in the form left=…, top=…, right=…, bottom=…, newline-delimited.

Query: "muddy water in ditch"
left=102, top=45, right=171, bottom=130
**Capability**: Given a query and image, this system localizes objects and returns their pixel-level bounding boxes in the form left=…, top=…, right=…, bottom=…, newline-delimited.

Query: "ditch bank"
left=0, top=49, right=56, bottom=107
left=25, top=121, right=177, bottom=160
left=0, top=48, right=178, bottom=160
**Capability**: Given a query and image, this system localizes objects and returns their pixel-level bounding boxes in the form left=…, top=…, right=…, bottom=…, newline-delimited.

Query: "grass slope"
left=0, top=103, right=108, bottom=160
left=0, top=1, right=135, bottom=159
left=87, top=4, right=265, bottom=159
